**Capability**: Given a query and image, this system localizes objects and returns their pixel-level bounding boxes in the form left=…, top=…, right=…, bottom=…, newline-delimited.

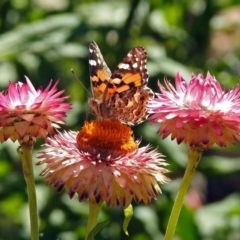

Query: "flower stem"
left=164, top=146, right=203, bottom=240
left=18, top=142, right=39, bottom=240
left=85, top=202, right=101, bottom=240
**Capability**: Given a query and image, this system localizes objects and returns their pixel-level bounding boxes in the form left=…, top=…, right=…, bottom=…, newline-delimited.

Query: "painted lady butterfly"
left=88, top=41, right=154, bottom=126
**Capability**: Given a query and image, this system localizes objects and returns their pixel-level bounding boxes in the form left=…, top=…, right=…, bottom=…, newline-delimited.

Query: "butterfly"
left=88, top=41, right=154, bottom=126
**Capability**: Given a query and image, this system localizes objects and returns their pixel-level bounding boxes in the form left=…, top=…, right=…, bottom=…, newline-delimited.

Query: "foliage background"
left=1, top=0, right=240, bottom=239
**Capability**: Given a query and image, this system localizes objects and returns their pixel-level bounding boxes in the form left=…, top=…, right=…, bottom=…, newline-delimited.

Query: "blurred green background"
left=1, top=0, right=240, bottom=239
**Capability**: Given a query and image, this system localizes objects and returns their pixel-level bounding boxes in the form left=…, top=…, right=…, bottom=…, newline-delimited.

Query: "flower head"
left=0, top=77, right=71, bottom=143
left=37, top=120, right=169, bottom=208
left=148, top=72, right=240, bottom=148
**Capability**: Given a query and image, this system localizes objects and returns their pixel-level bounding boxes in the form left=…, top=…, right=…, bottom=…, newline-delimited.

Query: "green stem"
left=164, top=146, right=203, bottom=240
left=18, top=143, right=39, bottom=240
left=85, top=202, right=101, bottom=240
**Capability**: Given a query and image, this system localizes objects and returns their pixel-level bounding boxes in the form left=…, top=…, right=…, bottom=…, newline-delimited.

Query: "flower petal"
left=148, top=72, right=240, bottom=148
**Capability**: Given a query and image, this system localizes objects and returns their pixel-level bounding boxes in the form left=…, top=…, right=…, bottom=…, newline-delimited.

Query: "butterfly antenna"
left=71, top=69, right=92, bottom=96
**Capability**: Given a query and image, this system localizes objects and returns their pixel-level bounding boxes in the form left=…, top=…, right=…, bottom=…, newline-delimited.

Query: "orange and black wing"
left=109, top=46, right=149, bottom=94
left=89, top=41, right=112, bottom=100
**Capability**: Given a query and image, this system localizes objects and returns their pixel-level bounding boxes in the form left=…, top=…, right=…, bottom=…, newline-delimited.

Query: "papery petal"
left=148, top=72, right=240, bottom=148
left=37, top=121, right=169, bottom=207
left=0, top=77, right=71, bottom=143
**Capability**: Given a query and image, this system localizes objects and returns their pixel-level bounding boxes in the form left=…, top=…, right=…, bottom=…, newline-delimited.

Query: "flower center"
left=76, top=120, right=138, bottom=159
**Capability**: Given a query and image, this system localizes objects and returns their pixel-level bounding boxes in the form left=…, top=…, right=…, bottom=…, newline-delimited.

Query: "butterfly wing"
left=107, top=46, right=149, bottom=96
left=89, top=41, right=112, bottom=101
left=105, top=46, right=154, bottom=125
left=88, top=41, right=154, bottom=125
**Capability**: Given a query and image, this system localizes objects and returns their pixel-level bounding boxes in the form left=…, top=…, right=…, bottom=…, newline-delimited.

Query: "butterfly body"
left=88, top=41, right=154, bottom=126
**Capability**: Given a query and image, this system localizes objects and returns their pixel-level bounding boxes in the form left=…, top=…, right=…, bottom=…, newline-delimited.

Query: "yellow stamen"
left=77, top=120, right=138, bottom=159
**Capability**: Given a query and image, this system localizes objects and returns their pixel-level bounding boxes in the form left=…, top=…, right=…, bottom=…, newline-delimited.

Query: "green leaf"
left=123, top=204, right=133, bottom=236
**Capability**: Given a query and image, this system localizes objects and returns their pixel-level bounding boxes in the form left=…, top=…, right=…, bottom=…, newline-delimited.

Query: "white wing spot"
left=118, top=63, right=130, bottom=69
left=132, top=63, right=138, bottom=68
left=89, top=59, right=97, bottom=66
left=97, top=59, right=102, bottom=65
left=111, top=78, right=122, bottom=84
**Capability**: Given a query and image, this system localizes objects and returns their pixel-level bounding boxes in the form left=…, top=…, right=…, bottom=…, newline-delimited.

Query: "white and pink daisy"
left=0, top=77, right=71, bottom=143
left=37, top=120, right=169, bottom=208
left=148, top=72, right=240, bottom=148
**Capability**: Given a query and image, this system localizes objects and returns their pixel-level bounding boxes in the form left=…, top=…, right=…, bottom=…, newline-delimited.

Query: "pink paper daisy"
left=148, top=72, right=240, bottom=148
left=0, top=77, right=71, bottom=143
left=37, top=120, right=169, bottom=208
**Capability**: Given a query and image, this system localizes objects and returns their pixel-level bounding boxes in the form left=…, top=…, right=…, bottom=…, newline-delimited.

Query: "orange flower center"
left=76, top=120, right=138, bottom=159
